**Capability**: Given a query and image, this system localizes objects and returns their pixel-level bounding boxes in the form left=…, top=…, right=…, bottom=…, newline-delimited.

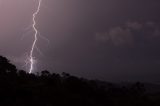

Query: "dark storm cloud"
left=1, top=0, right=160, bottom=82
left=44, top=0, right=160, bottom=82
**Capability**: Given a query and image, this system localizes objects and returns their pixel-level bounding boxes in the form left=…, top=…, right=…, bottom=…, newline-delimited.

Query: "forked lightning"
left=29, top=0, right=42, bottom=73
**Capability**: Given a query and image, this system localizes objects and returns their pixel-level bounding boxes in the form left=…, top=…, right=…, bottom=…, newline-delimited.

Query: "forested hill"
left=0, top=55, right=159, bottom=106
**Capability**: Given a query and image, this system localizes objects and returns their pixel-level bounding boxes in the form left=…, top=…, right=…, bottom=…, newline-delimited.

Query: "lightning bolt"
left=29, top=0, right=42, bottom=73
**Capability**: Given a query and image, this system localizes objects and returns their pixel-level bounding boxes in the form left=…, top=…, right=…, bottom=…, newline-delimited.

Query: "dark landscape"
left=1, top=55, right=160, bottom=106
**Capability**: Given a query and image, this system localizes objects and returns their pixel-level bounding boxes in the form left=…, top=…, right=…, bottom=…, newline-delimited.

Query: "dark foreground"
left=0, top=56, right=160, bottom=106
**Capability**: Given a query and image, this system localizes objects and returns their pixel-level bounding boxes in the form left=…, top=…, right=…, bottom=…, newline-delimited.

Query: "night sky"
left=0, top=0, right=160, bottom=82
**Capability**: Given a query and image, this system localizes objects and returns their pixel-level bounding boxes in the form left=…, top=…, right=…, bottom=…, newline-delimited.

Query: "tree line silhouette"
left=0, top=55, right=160, bottom=106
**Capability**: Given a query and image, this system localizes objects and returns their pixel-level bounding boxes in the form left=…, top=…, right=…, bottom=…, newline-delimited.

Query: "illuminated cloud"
left=95, top=21, right=160, bottom=47
left=126, top=22, right=143, bottom=30
left=96, top=26, right=133, bottom=46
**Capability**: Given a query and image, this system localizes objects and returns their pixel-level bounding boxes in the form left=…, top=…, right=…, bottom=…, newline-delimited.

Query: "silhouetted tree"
left=0, top=56, right=17, bottom=74
left=41, top=70, right=51, bottom=76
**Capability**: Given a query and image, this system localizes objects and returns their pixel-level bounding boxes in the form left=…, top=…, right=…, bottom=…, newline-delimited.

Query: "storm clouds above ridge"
left=0, top=0, right=160, bottom=82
